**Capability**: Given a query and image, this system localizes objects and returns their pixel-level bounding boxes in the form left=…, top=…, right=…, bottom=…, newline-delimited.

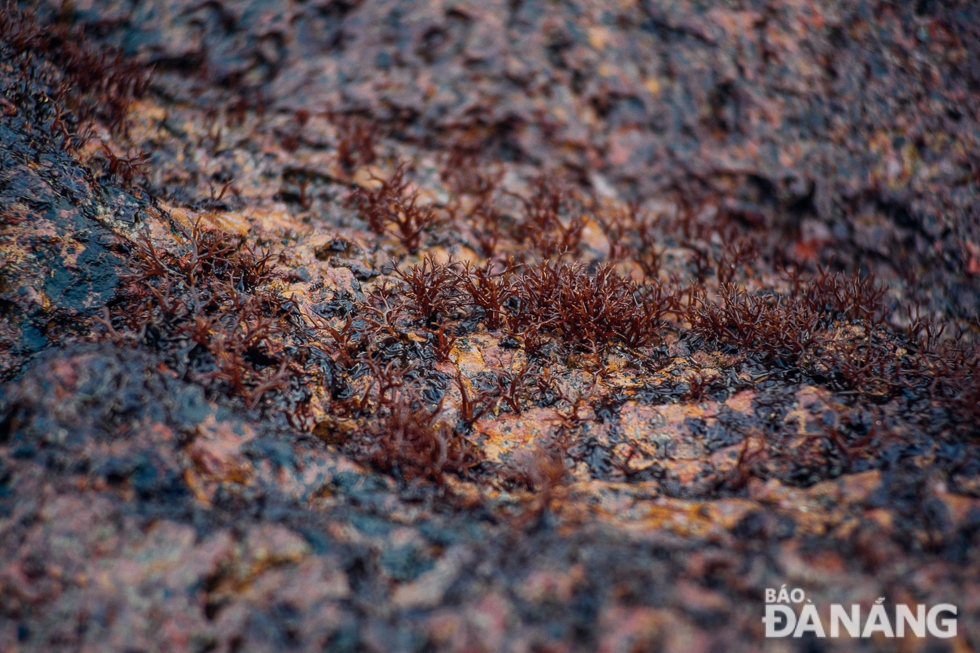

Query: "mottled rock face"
left=2, top=3, right=980, bottom=652
left=77, top=0, right=980, bottom=319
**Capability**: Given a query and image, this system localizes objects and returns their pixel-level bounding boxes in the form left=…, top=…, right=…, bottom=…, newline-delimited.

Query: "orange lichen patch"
left=480, top=340, right=528, bottom=371
left=704, top=498, right=763, bottom=530
left=304, top=233, right=354, bottom=260
left=689, top=350, right=724, bottom=368
left=185, top=413, right=258, bottom=488
left=599, top=353, right=647, bottom=389
left=285, top=264, right=360, bottom=317
left=544, top=481, right=656, bottom=529
left=577, top=214, right=613, bottom=258
left=159, top=204, right=203, bottom=233
left=312, top=414, right=360, bottom=446
left=196, top=524, right=326, bottom=601
left=806, top=470, right=883, bottom=507
left=247, top=207, right=309, bottom=236
left=2, top=217, right=58, bottom=263
left=441, top=476, right=488, bottom=510
left=54, top=235, right=85, bottom=269
left=163, top=203, right=309, bottom=242
left=600, top=353, right=631, bottom=375
left=120, top=98, right=167, bottom=136
left=200, top=211, right=251, bottom=236
left=473, top=407, right=564, bottom=464
left=708, top=445, right=742, bottom=475
left=940, top=492, right=980, bottom=530
left=243, top=523, right=312, bottom=569
left=183, top=469, right=213, bottom=504
left=557, top=480, right=660, bottom=519
left=662, top=459, right=717, bottom=485
left=351, top=164, right=388, bottom=189
left=861, top=508, right=895, bottom=532
left=678, top=365, right=722, bottom=387
left=241, top=556, right=351, bottom=606
left=145, top=204, right=196, bottom=247
left=616, top=500, right=687, bottom=534
left=609, top=440, right=661, bottom=474
left=621, top=497, right=756, bottom=538
left=451, top=334, right=495, bottom=375
left=782, top=385, right=837, bottom=436
left=745, top=472, right=885, bottom=535
left=323, top=266, right=361, bottom=296
left=725, top=389, right=755, bottom=414
left=925, top=480, right=980, bottom=530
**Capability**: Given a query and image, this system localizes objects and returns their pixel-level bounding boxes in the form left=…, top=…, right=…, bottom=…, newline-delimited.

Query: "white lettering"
left=763, top=593, right=958, bottom=640
left=829, top=605, right=860, bottom=637
left=895, top=605, right=926, bottom=638
left=928, top=604, right=957, bottom=638
left=862, top=605, right=894, bottom=638
left=763, top=605, right=796, bottom=637
left=793, top=604, right=826, bottom=638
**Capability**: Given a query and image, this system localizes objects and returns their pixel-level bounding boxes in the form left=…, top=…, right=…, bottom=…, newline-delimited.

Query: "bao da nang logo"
left=763, top=586, right=957, bottom=639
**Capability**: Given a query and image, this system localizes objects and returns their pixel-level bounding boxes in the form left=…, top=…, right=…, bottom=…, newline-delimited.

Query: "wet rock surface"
left=79, top=0, right=980, bottom=323
left=2, top=2, right=980, bottom=651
